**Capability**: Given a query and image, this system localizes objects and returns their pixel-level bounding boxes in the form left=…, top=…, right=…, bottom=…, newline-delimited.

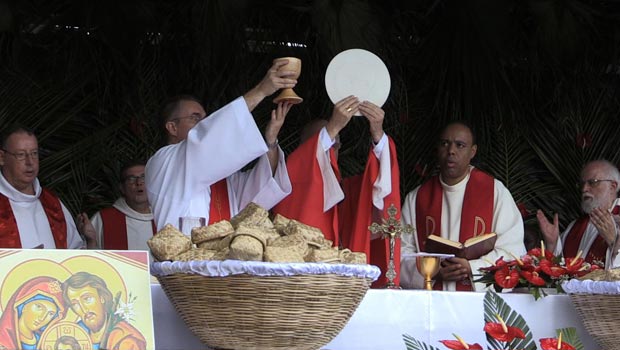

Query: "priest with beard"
left=537, top=160, right=620, bottom=268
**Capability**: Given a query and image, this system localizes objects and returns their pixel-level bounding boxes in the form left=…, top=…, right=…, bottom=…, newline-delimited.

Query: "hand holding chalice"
left=272, top=57, right=303, bottom=104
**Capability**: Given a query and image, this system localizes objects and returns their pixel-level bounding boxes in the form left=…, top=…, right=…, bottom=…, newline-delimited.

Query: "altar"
left=151, top=284, right=597, bottom=350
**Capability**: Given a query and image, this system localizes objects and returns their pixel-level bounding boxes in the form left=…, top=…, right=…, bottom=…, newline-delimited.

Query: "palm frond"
left=555, top=327, right=584, bottom=350
left=483, top=290, right=537, bottom=350
left=402, top=334, right=442, bottom=350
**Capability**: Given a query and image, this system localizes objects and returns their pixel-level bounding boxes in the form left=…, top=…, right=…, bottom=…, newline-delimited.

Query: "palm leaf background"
left=0, top=0, right=618, bottom=236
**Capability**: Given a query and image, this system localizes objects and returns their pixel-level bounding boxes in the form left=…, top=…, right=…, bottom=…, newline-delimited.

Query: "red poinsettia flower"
left=540, top=338, right=576, bottom=350
left=484, top=321, right=526, bottom=342
left=520, top=270, right=546, bottom=286
left=494, top=266, right=520, bottom=289
left=539, top=259, right=566, bottom=278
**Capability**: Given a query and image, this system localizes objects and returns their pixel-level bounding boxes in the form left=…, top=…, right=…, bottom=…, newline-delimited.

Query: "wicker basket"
left=569, top=294, right=620, bottom=350
left=152, top=260, right=379, bottom=350
left=564, top=279, right=620, bottom=350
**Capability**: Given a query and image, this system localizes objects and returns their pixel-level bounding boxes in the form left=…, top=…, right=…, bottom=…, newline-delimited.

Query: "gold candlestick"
left=369, top=204, right=414, bottom=289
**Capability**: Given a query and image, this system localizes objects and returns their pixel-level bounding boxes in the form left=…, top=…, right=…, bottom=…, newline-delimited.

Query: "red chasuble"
left=273, top=132, right=401, bottom=287
left=272, top=132, right=340, bottom=244
left=339, top=137, right=401, bottom=288
left=0, top=188, right=67, bottom=248
left=415, top=168, right=494, bottom=291
left=563, top=205, right=620, bottom=266
left=99, top=207, right=157, bottom=249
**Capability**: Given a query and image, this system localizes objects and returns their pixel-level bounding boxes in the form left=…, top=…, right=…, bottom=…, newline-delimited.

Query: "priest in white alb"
left=0, top=126, right=88, bottom=249
left=537, top=160, right=620, bottom=269
left=146, top=60, right=296, bottom=230
left=81, top=160, right=155, bottom=250
left=400, top=122, right=526, bottom=291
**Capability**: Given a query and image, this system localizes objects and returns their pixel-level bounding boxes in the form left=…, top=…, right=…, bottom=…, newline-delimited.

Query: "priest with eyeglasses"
left=0, top=125, right=88, bottom=249
left=537, top=159, right=620, bottom=268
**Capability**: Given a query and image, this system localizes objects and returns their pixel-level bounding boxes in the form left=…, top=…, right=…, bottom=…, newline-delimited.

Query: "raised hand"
left=358, top=101, right=385, bottom=143
left=326, top=95, right=359, bottom=141
left=76, top=213, right=98, bottom=249
left=244, top=59, right=298, bottom=112
left=536, top=209, right=559, bottom=251
left=264, top=101, right=293, bottom=146
left=590, top=207, right=618, bottom=246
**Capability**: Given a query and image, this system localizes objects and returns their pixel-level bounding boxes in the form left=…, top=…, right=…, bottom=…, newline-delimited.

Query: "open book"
left=423, top=233, right=497, bottom=260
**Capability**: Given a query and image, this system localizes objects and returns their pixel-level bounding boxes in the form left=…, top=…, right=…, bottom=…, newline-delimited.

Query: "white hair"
left=584, top=159, right=620, bottom=194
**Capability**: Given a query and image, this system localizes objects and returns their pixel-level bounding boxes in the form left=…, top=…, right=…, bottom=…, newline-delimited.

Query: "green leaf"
left=402, top=334, right=442, bottom=350
left=556, top=327, right=584, bottom=350
left=483, top=290, right=537, bottom=350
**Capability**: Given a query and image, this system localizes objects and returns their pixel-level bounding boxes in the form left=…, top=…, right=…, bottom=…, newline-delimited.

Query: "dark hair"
left=62, top=272, right=114, bottom=313
left=441, top=121, right=477, bottom=146
left=0, top=124, right=36, bottom=149
left=159, top=95, right=202, bottom=129
left=120, top=159, right=147, bottom=181
left=55, top=336, right=82, bottom=350
left=156, top=95, right=202, bottom=145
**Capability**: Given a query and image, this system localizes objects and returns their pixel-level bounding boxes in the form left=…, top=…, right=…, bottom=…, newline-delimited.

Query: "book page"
left=427, top=234, right=462, bottom=248
left=463, top=233, right=496, bottom=247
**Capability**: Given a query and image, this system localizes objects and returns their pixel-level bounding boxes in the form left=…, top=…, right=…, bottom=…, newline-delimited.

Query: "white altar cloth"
left=151, top=285, right=597, bottom=350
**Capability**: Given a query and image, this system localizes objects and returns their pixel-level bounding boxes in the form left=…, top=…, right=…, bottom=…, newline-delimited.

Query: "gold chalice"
left=416, top=254, right=442, bottom=291
left=273, top=57, right=303, bottom=104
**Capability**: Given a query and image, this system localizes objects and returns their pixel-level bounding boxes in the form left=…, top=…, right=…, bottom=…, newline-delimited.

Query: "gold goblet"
left=416, top=255, right=441, bottom=291
left=273, top=57, right=303, bottom=104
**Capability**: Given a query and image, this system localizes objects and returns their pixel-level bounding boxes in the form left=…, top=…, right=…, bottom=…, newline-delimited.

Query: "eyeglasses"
left=1, top=149, right=39, bottom=161
left=577, top=179, right=615, bottom=189
left=170, top=113, right=205, bottom=124
left=124, top=174, right=146, bottom=185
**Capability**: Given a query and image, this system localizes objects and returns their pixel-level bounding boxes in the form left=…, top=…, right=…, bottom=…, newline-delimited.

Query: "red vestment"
left=0, top=189, right=67, bottom=248
left=273, top=132, right=401, bottom=287
left=563, top=205, right=620, bottom=265
left=99, top=207, right=157, bottom=250
left=415, top=169, right=494, bottom=291
left=208, top=179, right=231, bottom=224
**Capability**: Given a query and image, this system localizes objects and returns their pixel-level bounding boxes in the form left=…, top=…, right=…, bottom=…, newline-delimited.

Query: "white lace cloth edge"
left=562, top=279, right=620, bottom=294
left=151, top=259, right=382, bottom=281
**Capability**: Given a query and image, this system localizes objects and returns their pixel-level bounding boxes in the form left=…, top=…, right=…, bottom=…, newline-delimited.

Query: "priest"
left=537, top=160, right=620, bottom=268
left=0, top=125, right=89, bottom=249
left=272, top=95, right=401, bottom=287
left=146, top=60, right=296, bottom=230
left=400, top=122, right=526, bottom=291
left=86, top=160, right=155, bottom=250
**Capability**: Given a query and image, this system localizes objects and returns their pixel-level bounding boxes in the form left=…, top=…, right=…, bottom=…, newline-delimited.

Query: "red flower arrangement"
left=540, top=332, right=576, bottom=350
left=484, top=314, right=526, bottom=343
left=474, top=245, right=601, bottom=300
left=439, top=334, right=482, bottom=350
left=403, top=289, right=583, bottom=350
